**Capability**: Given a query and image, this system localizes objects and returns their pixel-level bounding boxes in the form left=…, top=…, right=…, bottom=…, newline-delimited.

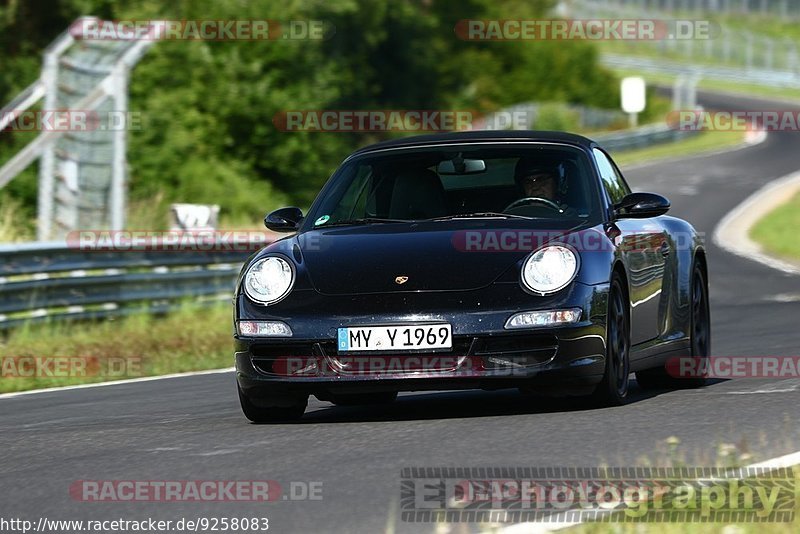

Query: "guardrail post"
left=36, top=50, right=59, bottom=241
left=672, top=75, right=686, bottom=110
left=744, top=32, right=754, bottom=70
left=786, top=39, right=798, bottom=75
left=110, top=65, right=129, bottom=231
left=764, top=38, right=773, bottom=70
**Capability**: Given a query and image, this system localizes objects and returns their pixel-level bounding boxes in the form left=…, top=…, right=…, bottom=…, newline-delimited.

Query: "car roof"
left=350, top=130, right=596, bottom=157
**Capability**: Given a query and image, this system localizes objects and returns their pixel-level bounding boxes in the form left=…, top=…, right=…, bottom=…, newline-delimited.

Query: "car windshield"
left=306, top=144, right=603, bottom=228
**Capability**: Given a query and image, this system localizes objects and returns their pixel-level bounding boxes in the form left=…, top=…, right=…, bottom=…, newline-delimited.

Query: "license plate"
left=337, top=324, right=452, bottom=352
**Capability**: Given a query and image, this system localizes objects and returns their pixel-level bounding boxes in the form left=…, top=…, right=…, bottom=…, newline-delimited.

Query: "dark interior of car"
left=363, top=155, right=591, bottom=220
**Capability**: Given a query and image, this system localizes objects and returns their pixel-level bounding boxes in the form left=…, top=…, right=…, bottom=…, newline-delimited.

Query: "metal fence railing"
left=571, top=0, right=800, bottom=87
left=575, top=0, right=800, bottom=19
left=595, top=122, right=698, bottom=152
left=0, top=242, right=257, bottom=330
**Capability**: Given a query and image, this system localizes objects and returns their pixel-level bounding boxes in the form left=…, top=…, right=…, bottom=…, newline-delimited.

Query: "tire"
left=591, top=275, right=631, bottom=406
left=237, top=385, right=307, bottom=423
left=636, top=262, right=710, bottom=390
left=330, top=391, right=398, bottom=406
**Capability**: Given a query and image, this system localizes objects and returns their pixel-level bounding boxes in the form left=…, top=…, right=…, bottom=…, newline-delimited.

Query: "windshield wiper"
left=323, top=217, right=408, bottom=227
left=428, top=212, right=533, bottom=221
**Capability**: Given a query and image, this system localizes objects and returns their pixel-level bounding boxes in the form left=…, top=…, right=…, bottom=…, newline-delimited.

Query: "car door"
left=593, top=148, right=667, bottom=345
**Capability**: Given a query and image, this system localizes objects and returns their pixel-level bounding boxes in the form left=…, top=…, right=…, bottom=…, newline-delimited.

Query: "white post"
left=672, top=75, right=686, bottom=110
left=36, top=52, right=58, bottom=241
left=110, top=66, right=129, bottom=231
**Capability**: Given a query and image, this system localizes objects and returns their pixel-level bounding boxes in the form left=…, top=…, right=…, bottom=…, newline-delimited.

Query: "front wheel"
left=591, top=275, right=631, bottom=406
left=237, top=385, right=307, bottom=423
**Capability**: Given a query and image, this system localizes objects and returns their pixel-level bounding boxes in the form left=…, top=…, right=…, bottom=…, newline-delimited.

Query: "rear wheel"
left=591, top=275, right=631, bottom=406
left=330, top=391, right=398, bottom=406
left=237, top=385, right=307, bottom=423
left=636, top=262, right=710, bottom=389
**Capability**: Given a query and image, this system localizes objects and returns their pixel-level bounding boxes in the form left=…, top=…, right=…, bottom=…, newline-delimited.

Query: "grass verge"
left=750, top=191, right=800, bottom=261
left=612, top=130, right=748, bottom=168
left=0, top=303, right=233, bottom=394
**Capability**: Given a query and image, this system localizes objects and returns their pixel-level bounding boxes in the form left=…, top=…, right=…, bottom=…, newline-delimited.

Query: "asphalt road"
left=2, top=90, right=800, bottom=534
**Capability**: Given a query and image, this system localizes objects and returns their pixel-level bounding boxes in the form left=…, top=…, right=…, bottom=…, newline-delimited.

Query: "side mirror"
left=614, top=192, right=670, bottom=219
left=265, top=207, right=304, bottom=232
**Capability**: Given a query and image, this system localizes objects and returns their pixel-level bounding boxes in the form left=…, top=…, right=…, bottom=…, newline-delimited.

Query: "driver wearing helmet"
left=514, top=158, right=561, bottom=201
left=508, top=157, right=573, bottom=214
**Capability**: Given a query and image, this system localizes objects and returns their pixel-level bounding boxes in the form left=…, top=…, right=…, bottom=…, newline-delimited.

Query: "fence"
left=571, top=0, right=800, bottom=87
left=577, top=0, right=800, bottom=18
left=0, top=242, right=256, bottom=330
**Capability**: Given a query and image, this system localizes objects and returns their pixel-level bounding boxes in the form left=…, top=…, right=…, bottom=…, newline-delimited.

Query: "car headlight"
left=521, top=245, right=578, bottom=295
left=242, top=256, right=294, bottom=305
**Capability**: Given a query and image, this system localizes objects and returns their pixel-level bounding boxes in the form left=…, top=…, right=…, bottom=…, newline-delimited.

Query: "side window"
left=330, top=165, right=373, bottom=220
left=593, top=148, right=630, bottom=206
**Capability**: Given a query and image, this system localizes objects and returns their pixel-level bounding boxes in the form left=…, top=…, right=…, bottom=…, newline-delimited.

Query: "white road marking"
left=714, top=169, right=800, bottom=276
left=719, top=380, right=799, bottom=395
left=0, top=367, right=235, bottom=400
left=724, top=387, right=798, bottom=394
left=765, top=293, right=800, bottom=303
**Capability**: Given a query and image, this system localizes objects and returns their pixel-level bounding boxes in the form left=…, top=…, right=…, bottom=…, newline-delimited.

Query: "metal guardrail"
left=602, top=53, right=800, bottom=89
left=595, top=122, right=698, bottom=152
left=0, top=242, right=257, bottom=330
left=572, top=0, right=800, bottom=88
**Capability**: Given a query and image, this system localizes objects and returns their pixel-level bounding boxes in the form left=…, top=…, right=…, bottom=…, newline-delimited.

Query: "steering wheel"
left=504, top=197, right=563, bottom=213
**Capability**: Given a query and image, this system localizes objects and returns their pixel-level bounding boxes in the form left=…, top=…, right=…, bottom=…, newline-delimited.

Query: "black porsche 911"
left=233, top=131, right=710, bottom=422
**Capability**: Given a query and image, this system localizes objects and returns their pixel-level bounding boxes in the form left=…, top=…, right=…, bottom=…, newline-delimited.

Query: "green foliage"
left=0, top=0, right=621, bottom=227
left=534, top=103, right=582, bottom=131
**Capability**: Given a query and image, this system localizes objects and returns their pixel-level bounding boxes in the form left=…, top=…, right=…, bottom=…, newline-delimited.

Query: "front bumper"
left=235, top=281, right=610, bottom=398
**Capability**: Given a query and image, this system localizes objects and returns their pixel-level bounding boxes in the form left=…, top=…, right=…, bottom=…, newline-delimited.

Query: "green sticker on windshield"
left=314, top=215, right=330, bottom=226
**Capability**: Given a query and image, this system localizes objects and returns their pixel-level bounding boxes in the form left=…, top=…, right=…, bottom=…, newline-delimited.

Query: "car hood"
left=297, top=221, right=579, bottom=295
